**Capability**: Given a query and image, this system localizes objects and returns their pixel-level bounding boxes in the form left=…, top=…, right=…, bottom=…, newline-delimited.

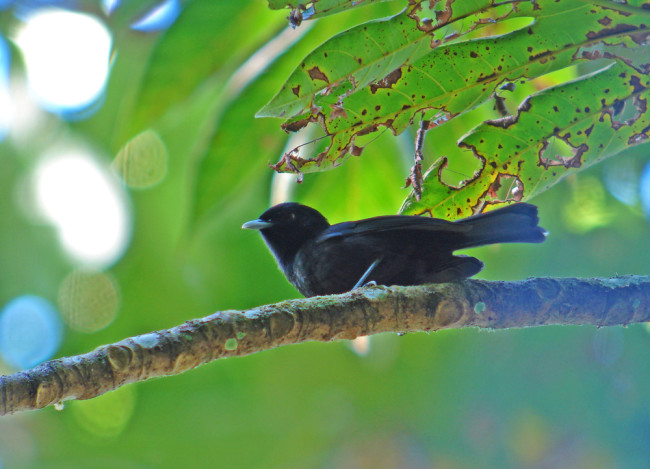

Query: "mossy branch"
left=2, top=276, right=649, bottom=415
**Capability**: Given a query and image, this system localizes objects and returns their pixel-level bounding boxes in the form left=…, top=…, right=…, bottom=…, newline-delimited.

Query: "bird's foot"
left=352, top=280, right=377, bottom=292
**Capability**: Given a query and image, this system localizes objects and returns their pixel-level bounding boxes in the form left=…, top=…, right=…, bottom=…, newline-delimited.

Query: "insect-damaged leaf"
left=258, top=0, right=526, bottom=119
left=401, top=61, right=650, bottom=218
left=265, top=0, right=650, bottom=201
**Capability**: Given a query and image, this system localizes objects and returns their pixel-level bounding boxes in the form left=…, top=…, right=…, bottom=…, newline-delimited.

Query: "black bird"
left=243, top=203, right=546, bottom=297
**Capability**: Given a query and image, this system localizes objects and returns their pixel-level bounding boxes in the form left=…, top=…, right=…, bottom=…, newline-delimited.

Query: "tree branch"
left=2, top=276, right=649, bottom=415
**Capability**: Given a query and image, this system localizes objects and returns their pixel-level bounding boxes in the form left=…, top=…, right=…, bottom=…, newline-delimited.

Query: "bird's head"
left=242, top=203, right=330, bottom=268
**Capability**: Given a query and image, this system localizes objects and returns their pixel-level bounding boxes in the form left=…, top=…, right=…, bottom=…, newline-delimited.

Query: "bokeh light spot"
left=13, top=9, right=112, bottom=114
left=130, top=0, right=181, bottom=32
left=71, top=384, right=136, bottom=440
left=33, top=147, right=131, bottom=268
left=603, top=157, right=639, bottom=206
left=0, top=419, right=37, bottom=468
left=102, top=0, right=120, bottom=15
left=0, top=295, right=63, bottom=370
left=507, top=411, right=550, bottom=466
left=562, top=175, right=613, bottom=233
left=639, top=161, right=650, bottom=219
left=0, top=34, right=11, bottom=142
left=350, top=336, right=370, bottom=356
left=592, top=327, right=624, bottom=367
left=113, top=129, right=168, bottom=189
left=58, top=269, right=120, bottom=333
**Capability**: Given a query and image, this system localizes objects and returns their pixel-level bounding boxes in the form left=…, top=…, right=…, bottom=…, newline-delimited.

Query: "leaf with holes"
left=401, top=61, right=650, bottom=218
left=268, top=0, right=649, bottom=184
left=258, top=0, right=529, bottom=119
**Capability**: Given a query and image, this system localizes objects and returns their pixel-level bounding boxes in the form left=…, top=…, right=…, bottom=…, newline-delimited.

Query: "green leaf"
left=113, top=129, right=169, bottom=189
left=129, top=0, right=283, bottom=133
left=258, top=0, right=529, bottom=118
left=401, top=61, right=650, bottom=218
left=269, top=0, right=649, bottom=184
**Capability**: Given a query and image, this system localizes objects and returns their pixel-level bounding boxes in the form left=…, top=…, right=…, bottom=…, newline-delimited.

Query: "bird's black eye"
left=289, top=213, right=296, bottom=221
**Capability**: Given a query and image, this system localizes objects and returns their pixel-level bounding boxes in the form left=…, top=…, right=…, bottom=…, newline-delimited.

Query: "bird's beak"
left=242, top=219, right=273, bottom=230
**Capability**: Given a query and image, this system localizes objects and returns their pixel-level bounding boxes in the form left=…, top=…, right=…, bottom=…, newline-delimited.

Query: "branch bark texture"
left=2, top=276, right=649, bottom=415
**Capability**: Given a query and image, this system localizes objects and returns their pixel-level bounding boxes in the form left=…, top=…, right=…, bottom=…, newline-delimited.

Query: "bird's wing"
left=316, top=215, right=471, bottom=243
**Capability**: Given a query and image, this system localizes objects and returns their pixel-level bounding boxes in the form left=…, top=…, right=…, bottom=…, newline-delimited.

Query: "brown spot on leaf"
left=630, top=31, right=650, bottom=45
left=281, top=115, right=316, bottom=133
left=530, top=50, right=552, bottom=62
left=291, top=85, right=301, bottom=97
left=329, top=104, right=348, bottom=120
left=350, top=145, right=363, bottom=156
left=628, top=130, right=650, bottom=145
left=357, top=124, right=379, bottom=136
left=580, top=49, right=602, bottom=60
left=477, top=72, right=497, bottom=83
left=307, top=66, right=329, bottom=83
left=435, top=0, right=453, bottom=24
left=486, top=97, right=531, bottom=129
left=382, top=118, right=397, bottom=134
left=598, top=16, right=612, bottom=26
left=586, top=23, right=638, bottom=41
left=630, top=75, right=647, bottom=93
left=369, top=68, right=403, bottom=93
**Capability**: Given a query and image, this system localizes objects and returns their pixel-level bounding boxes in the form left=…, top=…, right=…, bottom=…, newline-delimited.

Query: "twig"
left=405, top=118, right=429, bottom=200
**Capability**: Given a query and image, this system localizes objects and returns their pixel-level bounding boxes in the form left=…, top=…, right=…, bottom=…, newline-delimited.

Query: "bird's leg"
left=353, top=258, right=382, bottom=290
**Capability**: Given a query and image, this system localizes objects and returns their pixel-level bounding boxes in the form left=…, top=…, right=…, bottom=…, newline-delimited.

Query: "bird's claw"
left=352, top=280, right=377, bottom=291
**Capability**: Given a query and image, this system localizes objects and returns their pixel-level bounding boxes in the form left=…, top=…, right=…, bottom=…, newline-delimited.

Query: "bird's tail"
left=454, top=203, right=547, bottom=249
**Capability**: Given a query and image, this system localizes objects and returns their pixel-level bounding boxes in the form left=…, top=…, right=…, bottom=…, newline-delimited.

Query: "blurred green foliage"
left=2, top=1, right=650, bottom=468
